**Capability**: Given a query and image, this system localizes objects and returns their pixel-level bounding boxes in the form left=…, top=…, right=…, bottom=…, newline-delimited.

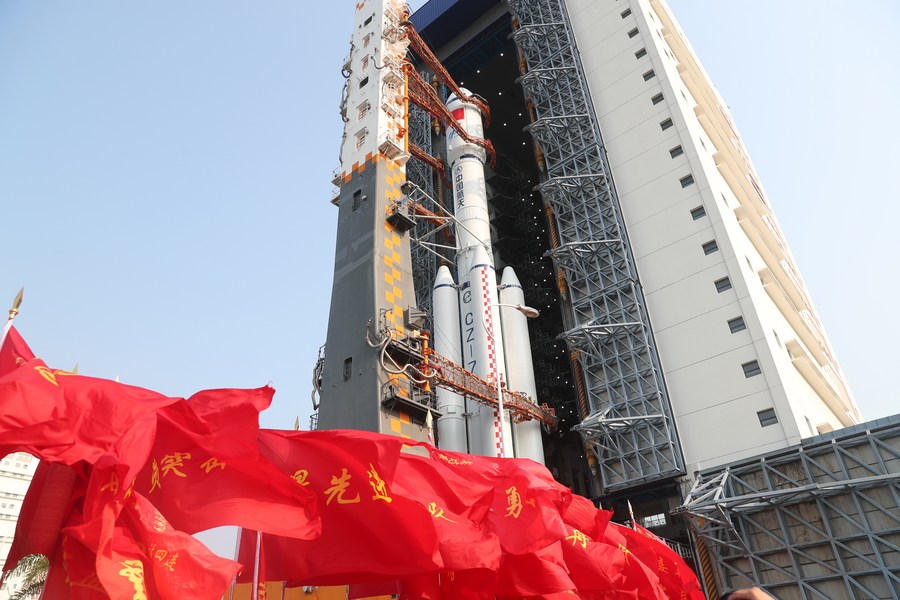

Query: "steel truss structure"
left=407, top=100, right=440, bottom=327
left=679, top=416, right=900, bottom=599
left=507, top=0, right=684, bottom=493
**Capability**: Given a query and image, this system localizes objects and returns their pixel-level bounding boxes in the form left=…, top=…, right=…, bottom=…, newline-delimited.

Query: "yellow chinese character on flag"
left=657, top=556, right=668, bottom=574
left=164, top=552, right=179, bottom=572
left=118, top=560, right=148, bottom=600
left=367, top=463, right=392, bottom=503
left=292, top=469, right=310, bottom=486
left=505, top=485, right=522, bottom=518
left=428, top=502, right=455, bottom=522
left=149, top=459, right=161, bottom=493
left=199, top=457, right=226, bottom=473
left=565, top=528, right=588, bottom=549
left=325, top=468, right=361, bottom=505
left=100, top=472, right=120, bottom=495
left=160, top=452, right=192, bottom=478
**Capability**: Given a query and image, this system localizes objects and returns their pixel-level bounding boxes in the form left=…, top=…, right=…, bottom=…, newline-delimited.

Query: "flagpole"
left=0, top=289, right=24, bottom=595
left=0, top=288, right=24, bottom=351
left=252, top=530, right=262, bottom=600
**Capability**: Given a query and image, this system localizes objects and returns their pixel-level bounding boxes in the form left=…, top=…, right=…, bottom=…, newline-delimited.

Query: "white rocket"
left=500, top=267, right=546, bottom=464
left=432, top=89, right=543, bottom=462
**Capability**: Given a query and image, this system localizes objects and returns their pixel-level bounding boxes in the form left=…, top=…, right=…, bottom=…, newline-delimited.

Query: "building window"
left=728, top=316, right=746, bottom=333
left=642, top=513, right=667, bottom=528
left=359, top=76, right=369, bottom=89
left=702, top=240, right=718, bottom=255
left=715, top=277, right=732, bottom=293
left=690, top=205, right=706, bottom=220
left=363, top=14, right=373, bottom=26
left=360, top=56, right=369, bottom=71
left=660, top=118, right=673, bottom=131
left=651, top=92, right=664, bottom=105
left=357, top=101, right=370, bottom=121
left=621, top=8, right=632, bottom=18
left=757, top=408, right=778, bottom=427
left=643, top=69, right=656, bottom=81
left=343, top=357, right=353, bottom=381
left=355, top=129, right=367, bottom=150
left=680, top=174, right=695, bottom=188
left=742, top=360, right=762, bottom=378
left=635, top=48, right=647, bottom=59
left=363, top=33, right=372, bottom=48
left=352, top=189, right=364, bottom=211
left=669, top=145, right=684, bottom=158
left=628, top=27, right=639, bottom=38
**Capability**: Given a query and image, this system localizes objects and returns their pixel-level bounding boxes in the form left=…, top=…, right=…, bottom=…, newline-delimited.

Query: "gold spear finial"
left=10, top=288, right=23, bottom=318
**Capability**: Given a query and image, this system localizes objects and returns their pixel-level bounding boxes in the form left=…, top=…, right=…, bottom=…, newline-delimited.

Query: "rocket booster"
left=432, top=266, right=467, bottom=453
left=499, top=266, right=545, bottom=464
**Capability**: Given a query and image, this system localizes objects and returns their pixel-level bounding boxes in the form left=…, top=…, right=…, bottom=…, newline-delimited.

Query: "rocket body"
left=463, top=246, right=513, bottom=458
left=446, top=91, right=512, bottom=458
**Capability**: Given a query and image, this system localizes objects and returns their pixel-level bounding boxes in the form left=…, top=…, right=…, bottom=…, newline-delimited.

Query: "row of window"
left=634, top=8, right=765, bottom=402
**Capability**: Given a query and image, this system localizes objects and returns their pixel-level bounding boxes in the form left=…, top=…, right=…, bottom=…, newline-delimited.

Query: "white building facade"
left=0, top=452, right=38, bottom=600
left=562, top=0, right=859, bottom=474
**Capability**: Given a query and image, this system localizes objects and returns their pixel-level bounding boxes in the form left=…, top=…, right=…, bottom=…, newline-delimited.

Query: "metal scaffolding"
left=407, top=100, right=440, bottom=327
left=678, top=416, right=900, bottom=599
left=507, top=0, right=684, bottom=493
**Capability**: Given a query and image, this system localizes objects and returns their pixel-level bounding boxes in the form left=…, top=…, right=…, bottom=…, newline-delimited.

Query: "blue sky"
left=2, top=0, right=899, bottom=554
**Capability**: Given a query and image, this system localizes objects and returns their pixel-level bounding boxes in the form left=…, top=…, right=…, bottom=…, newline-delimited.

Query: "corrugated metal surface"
left=411, top=0, right=501, bottom=50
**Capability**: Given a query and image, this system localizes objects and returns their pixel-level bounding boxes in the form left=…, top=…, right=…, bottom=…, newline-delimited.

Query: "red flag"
left=417, top=444, right=572, bottom=555
left=254, top=429, right=442, bottom=585
left=394, top=449, right=501, bottom=572
left=628, top=524, right=705, bottom=600
left=437, top=568, right=497, bottom=600
left=0, top=327, right=178, bottom=465
left=4, top=461, right=80, bottom=569
left=0, top=325, right=33, bottom=375
left=132, top=388, right=319, bottom=539
left=601, top=523, right=668, bottom=600
left=495, top=541, right=575, bottom=597
left=62, top=470, right=241, bottom=600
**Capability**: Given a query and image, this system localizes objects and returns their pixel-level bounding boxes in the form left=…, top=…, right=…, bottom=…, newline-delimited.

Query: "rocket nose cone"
left=468, top=245, right=491, bottom=272
left=500, top=266, right=522, bottom=287
left=447, top=87, right=472, bottom=105
left=434, top=265, right=456, bottom=288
